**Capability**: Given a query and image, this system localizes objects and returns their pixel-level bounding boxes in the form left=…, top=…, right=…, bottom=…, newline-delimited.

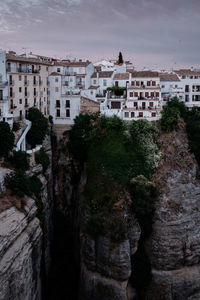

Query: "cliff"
left=0, top=198, right=42, bottom=300
left=146, top=120, right=200, bottom=299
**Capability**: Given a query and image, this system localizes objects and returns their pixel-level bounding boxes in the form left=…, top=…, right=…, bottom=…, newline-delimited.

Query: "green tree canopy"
left=0, top=121, right=15, bottom=157
left=27, top=108, right=48, bottom=147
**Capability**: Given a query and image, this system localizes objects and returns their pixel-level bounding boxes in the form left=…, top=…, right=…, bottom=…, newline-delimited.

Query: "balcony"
left=62, top=91, right=81, bottom=96
left=10, top=92, right=15, bottom=98
left=0, top=96, right=8, bottom=102
left=10, top=104, right=17, bottom=110
left=17, top=68, right=39, bottom=74
left=33, top=81, right=39, bottom=85
left=24, top=80, right=29, bottom=86
left=127, top=84, right=160, bottom=89
left=9, top=80, right=15, bottom=86
left=62, top=81, right=69, bottom=86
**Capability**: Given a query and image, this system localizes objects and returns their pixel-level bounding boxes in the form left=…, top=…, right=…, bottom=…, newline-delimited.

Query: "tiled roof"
left=91, top=71, right=113, bottom=78
left=159, top=73, right=180, bottom=82
left=174, top=69, right=200, bottom=76
left=88, top=85, right=100, bottom=90
left=114, top=73, right=130, bottom=80
left=131, top=71, right=159, bottom=78
left=81, top=96, right=100, bottom=105
left=49, top=72, right=62, bottom=76
left=6, top=53, right=52, bottom=65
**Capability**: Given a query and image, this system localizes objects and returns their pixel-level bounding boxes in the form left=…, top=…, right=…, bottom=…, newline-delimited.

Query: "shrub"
left=107, top=216, right=127, bottom=242
left=160, top=97, right=187, bottom=131
left=186, top=108, right=200, bottom=165
left=11, top=151, right=30, bottom=170
left=27, top=107, right=48, bottom=147
left=35, top=148, right=50, bottom=172
left=12, top=122, right=21, bottom=132
left=130, top=175, right=157, bottom=239
left=5, top=170, right=31, bottom=198
left=0, top=121, right=15, bottom=157
left=84, top=214, right=104, bottom=237
left=49, top=115, right=53, bottom=124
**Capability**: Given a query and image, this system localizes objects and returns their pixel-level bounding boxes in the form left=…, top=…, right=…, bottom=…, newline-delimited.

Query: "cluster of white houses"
left=1, top=49, right=200, bottom=127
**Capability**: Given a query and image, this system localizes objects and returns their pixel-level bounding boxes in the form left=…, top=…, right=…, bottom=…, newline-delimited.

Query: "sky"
left=0, top=0, right=200, bottom=69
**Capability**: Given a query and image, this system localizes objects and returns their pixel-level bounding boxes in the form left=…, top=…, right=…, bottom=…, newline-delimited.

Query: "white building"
left=160, top=73, right=184, bottom=104
left=174, top=69, right=200, bottom=108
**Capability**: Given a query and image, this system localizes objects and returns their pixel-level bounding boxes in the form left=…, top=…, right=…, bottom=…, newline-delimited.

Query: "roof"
left=91, top=71, right=113, bottom=78
left=159, top=73, right=180, bottom=82
left=49, top=72, right=62, bottom=76
left=174, top=69, right=200, bottom=76
left=88, top=85, right=100, bottom=90
left=131, top=71, right=159, bottom=78
left=6, top=53, right=52, bottom=66
left=81, top=96, right=100, bottom=105
left=114, top=73, right=130, bottom=80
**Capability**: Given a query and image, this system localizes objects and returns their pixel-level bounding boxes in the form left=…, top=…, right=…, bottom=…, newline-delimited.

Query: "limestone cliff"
left=146, top=120, right=200, bottom=299
left=0, top=198, right=42, bottom=300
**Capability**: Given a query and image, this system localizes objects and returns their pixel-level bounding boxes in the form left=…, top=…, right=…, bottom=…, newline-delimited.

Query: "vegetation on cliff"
left=69, top=114, right=161, bottom=241
left=0, top=121, right=15, bottom=157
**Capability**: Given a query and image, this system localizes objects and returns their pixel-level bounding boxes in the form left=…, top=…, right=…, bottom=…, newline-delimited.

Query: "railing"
left=10, top=104, right=17, bottom=109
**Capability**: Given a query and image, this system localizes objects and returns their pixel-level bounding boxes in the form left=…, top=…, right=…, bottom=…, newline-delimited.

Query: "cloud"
left=0, top=0, right=200, bottom=68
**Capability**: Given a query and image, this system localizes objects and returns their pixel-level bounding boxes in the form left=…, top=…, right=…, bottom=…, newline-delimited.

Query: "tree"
left=118, top=51, right=124, bottom=64
left=0, top=121, right=15, bottom=157
left=27, top=107, right=48, bottom=147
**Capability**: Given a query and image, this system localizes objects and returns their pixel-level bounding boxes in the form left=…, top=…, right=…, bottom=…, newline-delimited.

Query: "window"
left=93, top=80, right=96, bottom=84
left=152, top=112, right=156, bottom=117
left=34, top=88, right=36, bottom=96
left=103, top=79, right=107, bottom=87
left=55, top=77, right=59, bottom=82
left=129, top=92, right=133, bottom=97
left=147, top=81, right=151, bottom=86
left=57, top=68, right=61, bottom=72
left=19, top=99, right=22, bottom=104
left=152, top=81, right=156, bottom=86
left=124, top=112, right=129, bottom=118
left=70, top=78, right=73, bottom=82
left=56, top=109, right=60, bottom=117
left=175, top=85, right=178, bottom=88
left=19, top=75, right=22, bottom=81
left=139, top=112, right=143, bottom=117
left=131, top=81, right=135, bottom=86
left=134, top=102, right=137, bottom=107
left=34, top=98, right=36, bottom=106
left=145, top=92, right=148, bottom=97
left=156, top=92, right=159, bottom=98
left=19, top=87, right=22, bottom=93
left=131, top=112, right=134, bottom=118
left=111, top=101, right=121, bottom=109
left=151, top=92, right=154, bottom=97
left=149, top=102, right=154, bottom=107
left=66, top=109, right=70, bottom=117
left=10, top=87, right=13, bottom=97
left=55, top=87, right=59, bottom=92
left=66, top=100, right=70, bottom=108
left=136, top=81, right=140, bottom=86
left=56, top=100, right=60, bottom=107
left=46, top=67, right=48, bottom=71
left=134, top=92, right=138, bottom=97
left=33, top=76, right=36, bottom=85
left=161, top=85, right=165, bottom=88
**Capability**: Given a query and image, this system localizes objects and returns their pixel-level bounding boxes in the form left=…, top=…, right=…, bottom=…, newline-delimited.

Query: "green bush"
left=27, top=107, right=48, bottom=147
left=107, top=216, right=127, bottom=242
left=35, top=148, right=50, bottom=172
left=11, top=151, right=30, bottom=171
left=160, top=97, right=187, bottom=131
left=130, top=175, right=157, bottom=239
left=12, top=122, right=21, bottom=132
left=186, top=108, right=200, bottom=165
left=84, top=214, right=104, bottom=237
left=0, top=121, right=15, bottom=157
left=5, top=170, right=31, bottom=198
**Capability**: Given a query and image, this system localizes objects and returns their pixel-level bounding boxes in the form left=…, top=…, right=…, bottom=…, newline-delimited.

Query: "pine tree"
left=118, top=52, right=124, bottom=64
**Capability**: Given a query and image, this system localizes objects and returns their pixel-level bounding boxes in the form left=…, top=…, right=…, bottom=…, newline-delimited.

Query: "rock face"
left=80, top=228, right=140, bottom=300
left=146, top=121, right=200, bottom=299
left=0, top=198, right=42, bottom=300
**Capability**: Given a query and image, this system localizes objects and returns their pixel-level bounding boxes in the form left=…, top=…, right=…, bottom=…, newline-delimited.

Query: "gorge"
left=1, top=101, right=200, bottom=300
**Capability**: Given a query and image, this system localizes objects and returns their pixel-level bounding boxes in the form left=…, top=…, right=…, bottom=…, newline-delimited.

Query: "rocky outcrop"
left=0, top=198, right=42, bottom=300
left=146, top=120, right=200, bottom=299
left=80, top=226, right=140, bottom=300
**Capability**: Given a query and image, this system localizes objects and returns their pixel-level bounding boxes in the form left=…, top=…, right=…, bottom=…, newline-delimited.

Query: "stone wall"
left=80, top=96, right=100, bottom=115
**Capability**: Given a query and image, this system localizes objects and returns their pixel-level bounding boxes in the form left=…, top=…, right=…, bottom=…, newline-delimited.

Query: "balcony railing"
left=0, top=96, right=8, bottom=101
left=24, top=80, right=29, bottom=86
left=10, top=104, right=17, bottom=110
